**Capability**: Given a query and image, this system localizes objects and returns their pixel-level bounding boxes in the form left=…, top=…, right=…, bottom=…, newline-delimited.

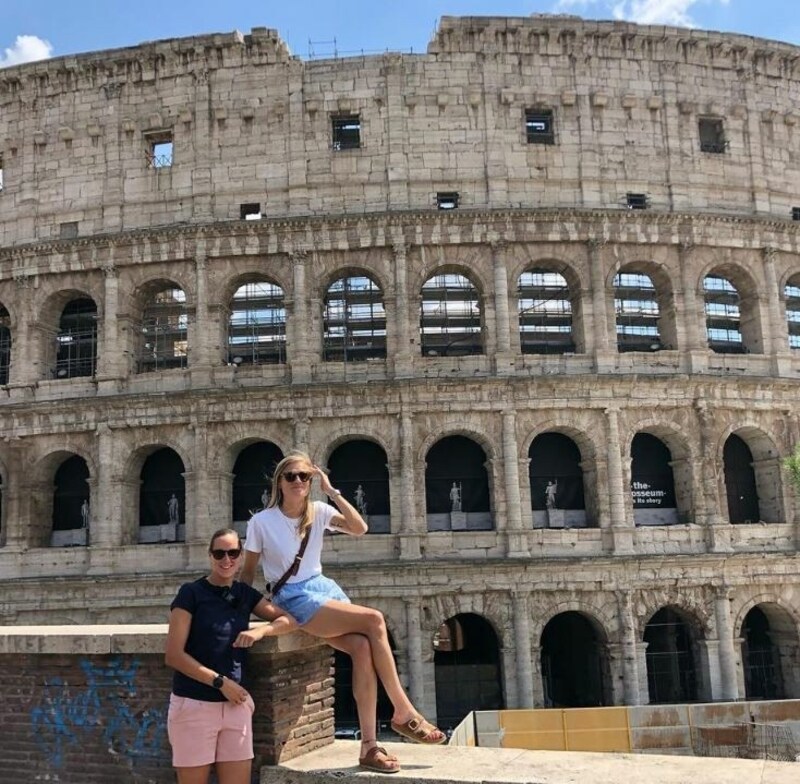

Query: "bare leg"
left=175, top=765, right=211, bottom=784
left=303, top=601, right=443, bottom=742
left=216, top=759, right=252, bottom=784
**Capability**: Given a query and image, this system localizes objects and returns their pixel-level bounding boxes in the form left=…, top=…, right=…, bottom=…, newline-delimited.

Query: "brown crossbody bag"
left=266, top=529, right=310, bottom=600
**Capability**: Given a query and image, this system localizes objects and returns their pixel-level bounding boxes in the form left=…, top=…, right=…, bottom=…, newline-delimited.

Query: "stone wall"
left=0, top=625, right=333, bottom=782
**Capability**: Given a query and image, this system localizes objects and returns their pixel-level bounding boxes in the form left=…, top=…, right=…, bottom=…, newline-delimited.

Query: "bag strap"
left=270, top=528, right=311, bottom=597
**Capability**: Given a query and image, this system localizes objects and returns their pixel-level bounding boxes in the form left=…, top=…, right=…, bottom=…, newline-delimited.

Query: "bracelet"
left=328, top=488, right=343, bottom=498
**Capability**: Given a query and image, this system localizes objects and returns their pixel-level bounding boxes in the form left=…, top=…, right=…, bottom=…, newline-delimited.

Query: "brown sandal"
left=390, top=715, right=446, bottom=745
left=359, top=744, right=401, bottom=774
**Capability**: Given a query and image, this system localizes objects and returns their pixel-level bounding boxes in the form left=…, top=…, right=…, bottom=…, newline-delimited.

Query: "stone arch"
left=531, top=597, right=619, bottom=643
left=224, top=275, right=287, bottom=366
left=412, top=245, right=492, bottom=298
left=318, top=265, right=391, bottom=298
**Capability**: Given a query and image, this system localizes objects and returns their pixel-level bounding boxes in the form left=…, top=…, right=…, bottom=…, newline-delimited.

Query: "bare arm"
left=233, top=598, right=299, bottom=647
left=165, top=607, right=249, bottom=703
left=240, top=549, right=260, bottom=586
left=314, top=464, right=368, bottom=536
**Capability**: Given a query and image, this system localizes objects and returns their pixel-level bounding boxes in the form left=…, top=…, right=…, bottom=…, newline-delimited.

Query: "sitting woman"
left=165, top=527, right=296, bottom=784
left=241, top=451, right=445, bottom=774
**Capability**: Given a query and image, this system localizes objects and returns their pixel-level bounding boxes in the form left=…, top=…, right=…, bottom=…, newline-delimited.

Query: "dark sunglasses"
left=283, top=471, right=311, bottom=483
left=210, top=548, right=242, bottom=561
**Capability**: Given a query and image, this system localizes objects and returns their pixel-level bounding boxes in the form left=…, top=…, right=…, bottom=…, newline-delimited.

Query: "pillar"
left=399, top=411, right=421, bottom=559
left=288, top=251, right=312, bottom=384
left=679, top=242, right=708, bottom=373
left=492, top=241, right=514, bottom=375
left=405, top=598, right=424, bottom=708
left=714, top=588, right=740, bottom=701
left=91, top=423, right=118, bottom=547
left=763, top=246, right=791, bottom=375
left=695, top=401, right=731, bottom=552
left=512, top=592, right=534, bottom=708
left=605, top=407, right=634, bottom=554
left=96, top=261, right=124, bottom=387
left=503, top=410, right=528, bottom=556
left=392, top=239, right=414, bottom=378
left=618, top=591, right=642, bottom=705
left=588, top=240, right=615, bottom=371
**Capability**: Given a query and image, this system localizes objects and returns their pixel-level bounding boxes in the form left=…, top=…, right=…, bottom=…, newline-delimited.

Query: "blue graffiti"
left=30, top=657, right=167, bottom=769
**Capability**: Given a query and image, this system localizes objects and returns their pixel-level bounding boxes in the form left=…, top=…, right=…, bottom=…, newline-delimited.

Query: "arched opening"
left=529, top=432, right=587, bottom=528
left=0, top=304, right=10, bottom=385
left=517, top=269, right=574, bottom=354
left=723, top=434, right=760, bottom=523
left=434, top=613, right=503, bottom=729
left=742, top=606, right=785, bottom=700
left=333, top=631, right=397, bottom=736
left=425, top=435, right=491, bottom=531
left=644, top=607, right=702, bottom=704
left=704, top=274, right=744, bottom=354
left=138, top=448, right=185, bottom=543
left=232, top=441, right=284, bottom=524
left=420, top=273, right=482, bottom=357
left=50, top=455, right=90, bottom=547
left=785, top=275, right=800, bottom=350
left=614, top=271, right=662, bottom=352
left=227, top=281, right=286, bottom=365
left=327, top=440, right=390, bottom=533
left=631, top=433, right=678, bottom=526
left=323, top=275, right=386, bottom=362
left=54, top=298, right=97, bottom=379
left=137, top=286, right=188, bottom=373
left=541, top=612, right=610, bottom=707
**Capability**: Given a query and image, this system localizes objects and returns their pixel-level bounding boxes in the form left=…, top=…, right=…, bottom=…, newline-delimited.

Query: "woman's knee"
left=363, top=608, right=386, bottom=636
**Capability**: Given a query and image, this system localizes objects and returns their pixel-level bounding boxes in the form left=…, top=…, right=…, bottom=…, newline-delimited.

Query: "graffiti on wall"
left=30, top=657, right=167, bottom=769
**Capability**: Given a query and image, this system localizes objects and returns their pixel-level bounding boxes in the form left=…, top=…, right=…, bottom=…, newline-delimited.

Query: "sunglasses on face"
left=210, top=548, right=242, bottom=561
left=282, top=471, right=312, bottom=483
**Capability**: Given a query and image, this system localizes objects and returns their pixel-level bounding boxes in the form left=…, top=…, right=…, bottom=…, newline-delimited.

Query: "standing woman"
left=241, top=451, right=445, bottom=775
left=165, top=528, right=296, bottom=784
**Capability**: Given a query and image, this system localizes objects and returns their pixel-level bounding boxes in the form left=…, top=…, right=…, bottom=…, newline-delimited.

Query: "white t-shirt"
left=245, top=501, right=338, bottom=586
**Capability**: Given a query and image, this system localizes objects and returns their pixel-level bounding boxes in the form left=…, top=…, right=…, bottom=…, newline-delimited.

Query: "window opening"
left=626, top=192, right=649, bottom=210
left=327, top=440, right=391, bottom=532
left=240, top=203, right=261, bottom=220
left=232, top=441, right=284, bottom=522
left=0, top=305, right=9, bottom=385
left=529, top=433, right=585, bottom=512
left=323, top=276, right=386, bottom=362
left=138, top=287, right=188, bottom=372
left=228, top=281, right=286, bottom=365
left=436, top=192, right=459, bottom=210
left=0, top=154, right=4, bottom=191
left=723, top=434, right=760, bottom=524
left=742, top=607, right=784, bottom=700
left=792, top=207, right=800, bottom=221
left=55, top=298, right=97, bottom=379
left=614, top=271, right=661, bottom=351
left=644, top=608, right=699, bottom=704
left=52, top=455, right=90, bottom=532
left=332, top=114, right=361, bottom=150
left=525, top=108, right=555, bottom=144
left=699, top=117, right=727, bottom=154
left=139, top=448, right=185, bottom=538
left=785, top=277, right=800, bottom=349
left=145, top=131, right=173, bottom=168
left=59, top=221, right=78, bottom=239
left=518, top=269, right=574, bottom=354
left=420, top=273, right=481, bottom=356
left=704, top=274, right=744, bottom=353
left=425, top=435, right=490, bottom=523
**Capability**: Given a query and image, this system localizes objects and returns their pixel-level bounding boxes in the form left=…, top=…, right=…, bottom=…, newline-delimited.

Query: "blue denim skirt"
left=273, top=574, right=351, bottom=625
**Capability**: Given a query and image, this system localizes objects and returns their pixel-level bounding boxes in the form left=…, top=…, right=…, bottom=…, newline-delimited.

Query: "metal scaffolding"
left=228, top=281, right=286, bottom=365
left=323, top=276, right=386, bottom=361
left=420, top=273, right=482, bottom=356
left=138, top=288, right=188, bottom=373
left=704, top=275, right=744, bottom=353
left=614, top=272, right=661, bottom=352
left=54, top=298, right=97, bottom=379
left=517, top=269, right=574, bottom=354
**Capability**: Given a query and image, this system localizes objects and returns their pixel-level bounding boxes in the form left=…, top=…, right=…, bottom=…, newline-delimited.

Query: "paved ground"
left=271, top=740, right=799, bottom=784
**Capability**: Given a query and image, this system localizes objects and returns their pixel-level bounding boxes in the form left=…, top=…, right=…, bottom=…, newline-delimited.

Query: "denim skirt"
left=273, top=574, right=351, bottom=625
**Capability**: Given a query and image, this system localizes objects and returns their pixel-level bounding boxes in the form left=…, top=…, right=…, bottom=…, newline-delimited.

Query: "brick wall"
left=0, top=625, right=333, bottom=783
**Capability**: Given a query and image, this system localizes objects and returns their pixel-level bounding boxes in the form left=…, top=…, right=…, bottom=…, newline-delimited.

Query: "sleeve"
left=240, top=583, right=264, bottom=615
left=170, top=582, right=197, bottom=614
left=316, top=500, right=339, bottom=532
left=244, top=513, right=263, bottom=553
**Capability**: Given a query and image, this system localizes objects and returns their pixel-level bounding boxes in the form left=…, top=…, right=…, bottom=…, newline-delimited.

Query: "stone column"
left=588, top=240, right=615, bottom=372
left=96, top=261, right=125, bottom=388
left=618, top=591, right=642, bottom=705
left=679, top=242, right=708, bottom=373
left=405, top=598, right=424, bottom=708
left=492, top=241, right=514, bottom=375
left=399, top=411, right=421, bottom=559
left=695, top=402, right=731, bottom=553
left=392, top=240, right=414, bottom=378
left=288, top=251, right=312, bottom=384
left=605, top=407, right=634, bottom=554
left=190, top=250, right=214, bottom=383
left=8, top=275, right=39, bottom=388
left=91, top=423, right=118, bottom=547
left=714, top=587, right=740, bottom=701
left=189, top=420, right=212, bottom=544
left=763, top=247, right=791, bottom=375
left=1, top=439, right=29, bottom=548
left=293, top=417, right=310, bottom=455
left=512, top=592, right=534, bottom=708
left=503, top=410, right=527, bottom=556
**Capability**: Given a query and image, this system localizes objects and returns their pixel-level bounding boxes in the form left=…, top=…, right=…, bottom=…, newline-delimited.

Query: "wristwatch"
left=212, top=673, right=225, bottom=689
left=328, top=488, right=343, bottom=498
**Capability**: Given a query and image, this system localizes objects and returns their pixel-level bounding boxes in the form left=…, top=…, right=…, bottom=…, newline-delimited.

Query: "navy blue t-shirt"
left=170, top=578, right=263, bottom=702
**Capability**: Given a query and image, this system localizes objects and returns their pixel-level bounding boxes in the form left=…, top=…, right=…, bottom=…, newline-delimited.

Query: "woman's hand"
left=232, top=628, right=262, bottom=648
left=313, top=464, right=334, bottom=495
left=220, top=677, right=251, bottom=706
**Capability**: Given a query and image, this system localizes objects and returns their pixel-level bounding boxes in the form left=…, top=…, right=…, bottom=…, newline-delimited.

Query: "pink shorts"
left=167, top=693, right=255, bottom=768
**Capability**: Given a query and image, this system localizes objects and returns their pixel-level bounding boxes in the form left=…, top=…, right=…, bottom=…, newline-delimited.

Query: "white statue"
left=261, top=487, right=270, bottom=510
left=449, top=482, right=462, bottom=513
left=168, top=493, right=180, bottom=524
left=354, top=484, right=368, bottom=516
left=545, top=480, right=558, bottom=510
left=80, top=499, right=90, bottom=528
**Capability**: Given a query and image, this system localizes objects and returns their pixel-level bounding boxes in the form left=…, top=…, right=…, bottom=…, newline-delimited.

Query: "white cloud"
left=553, top=0, right=730, bottom=27
left=0, top=35, right=54, bottom=68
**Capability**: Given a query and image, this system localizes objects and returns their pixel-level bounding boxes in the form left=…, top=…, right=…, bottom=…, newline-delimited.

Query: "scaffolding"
left=785, top=278, right=800, bottom=349
left=420, top=274, right=482, bottom=357
left=517, top=270, right=574, bottom=354
left=692, top=722, right=798, bottom=761
left=54, top=298, right=97, bottom=379
left=704, top=275, right=744, bottom=353
left=323, top=276, right=386, bottom=362
left=0, top=305, right=10, bottom=385
left=614, top=272, right=661, bottom=352
left=138, top=288, right=188, bottom=373
left=228, top=281, right=286, bottom=365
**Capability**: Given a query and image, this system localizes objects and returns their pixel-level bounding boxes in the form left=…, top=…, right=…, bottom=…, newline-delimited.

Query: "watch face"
left=213, top=675, right=224, bottom=689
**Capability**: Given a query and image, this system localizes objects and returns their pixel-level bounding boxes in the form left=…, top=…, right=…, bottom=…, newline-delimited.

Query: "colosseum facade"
left=1, top=15, right=800, bottom=726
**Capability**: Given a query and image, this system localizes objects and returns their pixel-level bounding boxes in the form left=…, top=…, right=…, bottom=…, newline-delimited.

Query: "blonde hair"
left=268, top=451, right=316, bottom=538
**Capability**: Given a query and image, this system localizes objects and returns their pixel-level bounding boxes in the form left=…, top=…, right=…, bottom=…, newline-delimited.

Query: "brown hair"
left=268, top=451, right=316, bottom=537
left=208, top=527, right=240, bottom=552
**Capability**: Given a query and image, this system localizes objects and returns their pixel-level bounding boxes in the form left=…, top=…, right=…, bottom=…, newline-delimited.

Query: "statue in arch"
left=80, top=499, right=90, bottom=528
left=545, top=480, right=558, bottom=510
left=449, top=482, right=462, bottom=513
left=168, top=493, right=180, bottom=524
left=353, top=484, right=368, bottom=516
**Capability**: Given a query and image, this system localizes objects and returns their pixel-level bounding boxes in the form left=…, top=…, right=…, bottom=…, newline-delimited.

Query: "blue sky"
left=0, top=0, right=797, bottom=67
